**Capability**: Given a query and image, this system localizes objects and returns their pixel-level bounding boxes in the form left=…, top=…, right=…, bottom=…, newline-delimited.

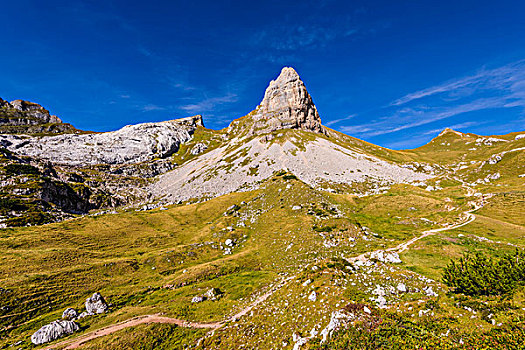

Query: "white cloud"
left=344, top=59, right=525, bottom=137
left=392, top=59, right=525, bottom=106
left=325, top=114, right=356, bottom=126
left=180, top=93, right=238, bottom=113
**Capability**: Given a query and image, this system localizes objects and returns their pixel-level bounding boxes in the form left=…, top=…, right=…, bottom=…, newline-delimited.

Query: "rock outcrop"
left=1, top=115, right=203, bottom=166
left=85, top=292, right=108, bottom=314
left=246, top=67, right=323, bottom=135
left=31, top=320, right=79, bottom=345
left=0, top=97, right=76, bottom=135
left=62, top=307, right=78, bottom=320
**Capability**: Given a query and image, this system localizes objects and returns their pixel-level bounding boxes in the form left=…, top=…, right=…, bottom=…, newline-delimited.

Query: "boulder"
left=62, top=307, right=78, bottom=320
left=396, top=283, right=407, bottom=293
left=320, top=310, right=353, bottom=343
left=308, top=291, right=317, bottom=302
left=31, top=320, right=79, bottom=345
left=204, top=288, right=222, bottom=301
left=85, top=292, right=108, bottom=314
left=370, top=250, right=402, bottom=264
left=190, top=142, right=208, bottom=155
left=191, top=295, right=205, bottom=303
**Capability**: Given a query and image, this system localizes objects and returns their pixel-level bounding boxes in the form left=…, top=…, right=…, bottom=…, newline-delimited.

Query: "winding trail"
left=346, top=197, right=482, bottom=264
left=48, top=276, right=294, bottom=349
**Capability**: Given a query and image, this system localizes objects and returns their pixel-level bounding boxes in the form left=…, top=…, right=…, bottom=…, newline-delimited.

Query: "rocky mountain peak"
left=247, top=67, right=323, bottom=135
left=0, top=97, right=70, bottom=134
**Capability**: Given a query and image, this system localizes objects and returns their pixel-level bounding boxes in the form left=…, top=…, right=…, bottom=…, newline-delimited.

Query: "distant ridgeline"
left=0, top=97, right=78, bottom=135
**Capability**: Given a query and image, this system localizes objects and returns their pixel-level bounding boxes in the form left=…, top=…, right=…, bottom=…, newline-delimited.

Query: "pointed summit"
left=248, top=67, right=323, bottom=135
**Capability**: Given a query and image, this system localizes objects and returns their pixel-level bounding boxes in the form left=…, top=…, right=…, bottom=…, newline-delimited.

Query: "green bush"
left=442, top=250, right=525, bottom=296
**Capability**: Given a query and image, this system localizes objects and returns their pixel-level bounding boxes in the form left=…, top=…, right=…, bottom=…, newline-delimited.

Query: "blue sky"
left=1, top=0, right=524, bottom=149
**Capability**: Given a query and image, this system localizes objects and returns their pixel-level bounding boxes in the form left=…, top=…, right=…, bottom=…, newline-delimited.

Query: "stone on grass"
left=62, top=307, right=78, bottom=320
left=191, top=295, right=205, bottom=303
left=85, top=292, right=108, bottom=315
left=396, top=283, right=407, bottom=293
left=31, top=320, right=79, bottom=345
left=308, top=291, right=317, bottom=302
left=204, top=288, right=222, bottom=301
left=320, top=310, right=353, bottom=343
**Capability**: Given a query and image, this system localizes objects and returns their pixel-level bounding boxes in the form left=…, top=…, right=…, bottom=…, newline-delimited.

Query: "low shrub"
left=442, top=250, right=525, bottom=296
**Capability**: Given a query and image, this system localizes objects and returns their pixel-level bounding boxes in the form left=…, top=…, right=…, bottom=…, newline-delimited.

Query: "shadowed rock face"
left=250, top=67, right=323, bottom=135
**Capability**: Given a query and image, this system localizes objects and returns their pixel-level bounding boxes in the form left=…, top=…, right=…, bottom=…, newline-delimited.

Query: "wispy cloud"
left=325, top=114, right=356, bottom=126
left=250, top=11, right=364, bottom=55
left=342, top=59, right=525, bottom=138
left=392, top=59, right=525, bottom=106
left=141, top=104, right=166, bottom=112
left=179, top=93, right=238, bottom=113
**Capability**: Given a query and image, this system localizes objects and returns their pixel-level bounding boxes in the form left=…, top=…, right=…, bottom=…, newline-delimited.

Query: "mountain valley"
left=0, top=67, right=524, bottom=349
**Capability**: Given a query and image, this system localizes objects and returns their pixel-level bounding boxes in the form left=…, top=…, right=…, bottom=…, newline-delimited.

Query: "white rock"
left=370, top=250, right=402, bottom=264
left=308, top=291, right=317, bottom=302
left=191, top=296, right=205, bottom=303
left=1, top=116, right=202, bottom=166
left=396, top=283, right=407, bottom=293
left=302, top=279, right=312, bottom=287
left=424, top=286, right=438, bottom=297
left=190, top=142, right=208, bottom=155
left=62, top=308, right=78, bottom=320
left=85, top=292, right=108, bottom=314
left=320, top=310, right=353, bottom=343
left=31, top=320, right=79, bottom=345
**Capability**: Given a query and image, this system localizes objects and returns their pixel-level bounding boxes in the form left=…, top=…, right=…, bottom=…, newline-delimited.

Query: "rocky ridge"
left=1, top=115, right=203, bottom=166
left=0, top=97, right=76, bottom=135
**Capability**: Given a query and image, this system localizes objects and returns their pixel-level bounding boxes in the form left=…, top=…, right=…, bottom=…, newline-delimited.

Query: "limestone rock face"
left=1, top=115, right=203, bottom=166
left=0, top=97, right=74, bottom=134
left=249, top=67, right=323, bottom=135
left=31, top=320, right=79, bottom=345
left=85, top=292, right=108, bottom=314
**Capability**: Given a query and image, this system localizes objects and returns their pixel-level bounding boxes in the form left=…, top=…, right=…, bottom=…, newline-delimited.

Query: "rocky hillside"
left=1, top=67, right=523, bottom=228
left=152, top=68, right=431, bottom=202
left=0, top=115, right=203, bottom=166
left=0, top=107, right=205, bottom=226
left=0, top=98, right=77, bottom=135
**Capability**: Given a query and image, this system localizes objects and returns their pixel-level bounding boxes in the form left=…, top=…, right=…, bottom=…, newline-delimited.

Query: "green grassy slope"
left=0, top=166, right=522, bottom=349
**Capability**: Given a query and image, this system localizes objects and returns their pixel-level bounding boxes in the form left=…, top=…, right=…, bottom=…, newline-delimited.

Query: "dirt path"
left=49, top=276, right=294, bottom=349
left=346, top=200, right=482, bottom=264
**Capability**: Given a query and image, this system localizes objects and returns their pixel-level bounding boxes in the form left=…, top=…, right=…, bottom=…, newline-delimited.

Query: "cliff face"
left=0, top=115, right=204, bottom=166
left=0, top=98, right=77, bottom=135
left=239, top=67, right=324, bottom=135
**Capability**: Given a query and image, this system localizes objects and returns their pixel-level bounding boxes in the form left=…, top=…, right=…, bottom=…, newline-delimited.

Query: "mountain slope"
left=0, top=67, right=524, bottom=349
left=152, top=68, right=431, bottom=202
